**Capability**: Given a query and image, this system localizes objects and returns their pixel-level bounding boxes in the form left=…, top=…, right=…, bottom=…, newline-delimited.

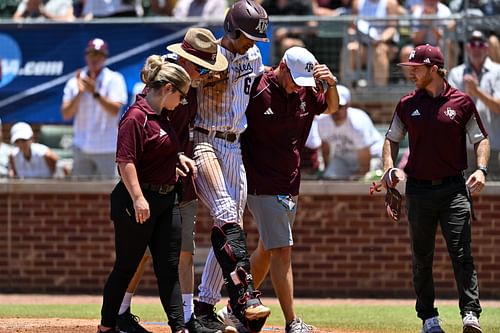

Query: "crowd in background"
left=1, top=0, right=499, bottom=180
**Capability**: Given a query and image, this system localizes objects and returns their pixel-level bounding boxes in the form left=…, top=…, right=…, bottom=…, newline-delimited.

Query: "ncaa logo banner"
left=0, top=22, right=272, bottom=124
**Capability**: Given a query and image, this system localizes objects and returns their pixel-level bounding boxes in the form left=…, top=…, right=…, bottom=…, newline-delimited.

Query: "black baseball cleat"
left=97, top=326, right=119, bottom=333
left=194, top=300, right=237, bottom=333
left=186, top=313, right=223, bottom=333
left=116, top=308, right=152, bottom=333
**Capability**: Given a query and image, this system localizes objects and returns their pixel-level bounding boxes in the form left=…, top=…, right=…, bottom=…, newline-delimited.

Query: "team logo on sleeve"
left=444, top=107, right=456, bottom=119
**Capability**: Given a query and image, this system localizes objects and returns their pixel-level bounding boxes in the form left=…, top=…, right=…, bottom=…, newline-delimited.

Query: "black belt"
left=408, top=175, right=464, bottom=186
left=194, top=127, right=238, bottom=143
left=141, top=183, right=176, bottom=194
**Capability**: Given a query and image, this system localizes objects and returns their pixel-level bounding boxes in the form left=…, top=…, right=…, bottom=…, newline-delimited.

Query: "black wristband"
left=478, top=166, right=488, bottom=177
left=93, top=92, right=100, bottom=99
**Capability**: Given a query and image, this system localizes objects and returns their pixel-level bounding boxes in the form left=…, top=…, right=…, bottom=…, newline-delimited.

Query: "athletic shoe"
left=217, top=305, right=250, bottom=333
left=116, top=308, right=152, bottom=333
left=285, top=318, right=314, bottom=333
left=421, top=316, right=445, bottom=333
left=194, top=300, right=237, bottom=333
left=462, top=311, right=482, bottom=333
left=96, top=326, right=119, bottom=333
left=243, top=303, right=270, bottom=322
left=186, top=313, right=222, bottom=333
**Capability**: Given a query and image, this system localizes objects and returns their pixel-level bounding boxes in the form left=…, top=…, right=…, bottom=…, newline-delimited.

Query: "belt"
left=141, top=183, right=176, bottom=194
left=194, top=127, right=238, bottom=143
left=408, top=175, right=464, bottom=186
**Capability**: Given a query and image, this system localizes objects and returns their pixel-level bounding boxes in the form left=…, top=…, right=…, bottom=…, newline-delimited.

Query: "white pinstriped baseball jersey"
left=194, top=45, right=264, bottom=134
left=195, top=43, right=264, bottom=305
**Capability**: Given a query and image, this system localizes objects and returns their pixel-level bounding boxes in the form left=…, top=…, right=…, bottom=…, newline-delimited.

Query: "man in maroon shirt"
left=239, top=46, right=338, bottom=333
left=382, top=44, right=489, bottom=333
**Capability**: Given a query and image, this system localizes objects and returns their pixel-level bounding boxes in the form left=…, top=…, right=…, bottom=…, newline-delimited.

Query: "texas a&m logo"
left=444, top=107, right=456, bottom=120
left=255, top=19, right=268, bottom=34
left=409, top=49, right=416, bottom=60
left=305, top=62, right=314, bottom=72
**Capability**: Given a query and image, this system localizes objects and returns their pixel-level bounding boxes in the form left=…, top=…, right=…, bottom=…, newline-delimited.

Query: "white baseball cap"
left=282, top=46, right=317, bottom=87
left=337, top=85, right=351, bottom=106
left=10, top=122, right=34, bottom=144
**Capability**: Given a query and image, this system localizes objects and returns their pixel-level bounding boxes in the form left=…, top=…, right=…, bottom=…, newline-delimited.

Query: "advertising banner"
left=0, top=21, right=271, bottom=124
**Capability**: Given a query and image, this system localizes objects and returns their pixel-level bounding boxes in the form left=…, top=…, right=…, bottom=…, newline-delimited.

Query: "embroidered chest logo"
left=264, top=108, right=274, bottom=115
left=444, top=107, right=456, bottom=119
left=411, top=109, right=421, bottom=116
left=305, top=62, right=314, bottom=72
left=255, top=19, right=268, bottom=34
left=299, top=101, right=308, bottom=117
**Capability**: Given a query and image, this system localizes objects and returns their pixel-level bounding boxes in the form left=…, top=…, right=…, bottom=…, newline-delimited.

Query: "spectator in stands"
left=258, top=0, right=318, bottom=57
left=173, top=0, right=227, bottom=17
left=147, top=0, right=175, bottom=16
left=399, top=0, right=455, bottom=81
left=8, top=122, right=59, bottom=179
left=448, top=30, right=500, bottom=179
left=301, top=118, right=323, bottom=179
left=61, top=38, right=128, bottom=179
left=346, top=0, right=401, bottom=86
left=82, top=0, right=143, bottom=19
left=12, top=0, right=74, bottom=21
left=0, top=118, right=13, bottom=178
left=449, top=0, right=500, bottom=63
left=312, top=0, right=352, bottom=16
left=317, top=84, right=384, bottom=179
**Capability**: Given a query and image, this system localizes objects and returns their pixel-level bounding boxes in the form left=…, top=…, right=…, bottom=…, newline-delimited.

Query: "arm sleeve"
left=386, top=103, right=407, bottom=143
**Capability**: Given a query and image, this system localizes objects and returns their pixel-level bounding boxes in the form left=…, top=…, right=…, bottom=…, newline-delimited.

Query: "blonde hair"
left=141, top=55, right=191, bottom=92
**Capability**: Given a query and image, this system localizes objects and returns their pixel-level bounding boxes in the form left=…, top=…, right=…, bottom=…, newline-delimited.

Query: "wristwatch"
left=477, top=165, right=488, bottom=177
left=93, top=92, right=100, bottom=99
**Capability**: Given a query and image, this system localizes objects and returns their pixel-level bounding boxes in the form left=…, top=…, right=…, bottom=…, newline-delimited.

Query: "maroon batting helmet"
left=224, top=0, right=269, bottom=42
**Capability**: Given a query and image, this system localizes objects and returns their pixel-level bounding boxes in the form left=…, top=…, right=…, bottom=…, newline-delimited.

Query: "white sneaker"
left=217, top=306, right=250, bottom=333
left=462, top=311, right=482, bottom=333
left=421, top=316, right=445, bottom=333
left=285, top=318, right=314, bottom=333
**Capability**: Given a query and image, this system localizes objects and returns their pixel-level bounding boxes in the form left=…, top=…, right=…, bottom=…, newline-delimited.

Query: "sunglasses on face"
left=169, top=82, right=188, bottom=105
left=469, top=40, right=487, bottom=48
left=193, top=62, right=210, bottom=75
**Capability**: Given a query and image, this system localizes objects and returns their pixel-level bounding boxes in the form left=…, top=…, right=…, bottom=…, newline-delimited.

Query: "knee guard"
left=211, top=224, right=262, bottom=322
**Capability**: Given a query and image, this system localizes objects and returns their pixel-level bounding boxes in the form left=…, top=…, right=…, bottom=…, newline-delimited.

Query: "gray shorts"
left=247, top=194, right=298, bottom=250
left=180, top=199, right=197, bottom=253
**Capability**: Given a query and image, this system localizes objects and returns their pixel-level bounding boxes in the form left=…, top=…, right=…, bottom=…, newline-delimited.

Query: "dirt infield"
left=1, top=295, right=499, bottom=333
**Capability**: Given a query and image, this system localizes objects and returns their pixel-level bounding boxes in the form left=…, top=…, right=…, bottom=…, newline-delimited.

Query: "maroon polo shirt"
left=170, top=87, right=197, bottom=201
left=393, top=82, right=488, bottom=180
left=116, top=94, right=180, bottom=185
left=242, top=71, right=327, bottom=196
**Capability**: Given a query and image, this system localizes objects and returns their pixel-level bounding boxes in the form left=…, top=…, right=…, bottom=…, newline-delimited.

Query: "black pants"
left=100, top=181, right=184, bottom=331
left=405, top=178, right=481, bottom=321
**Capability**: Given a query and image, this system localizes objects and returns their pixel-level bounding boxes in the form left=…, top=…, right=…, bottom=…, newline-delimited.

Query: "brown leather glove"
left=385, top=187, right=402, bottom=221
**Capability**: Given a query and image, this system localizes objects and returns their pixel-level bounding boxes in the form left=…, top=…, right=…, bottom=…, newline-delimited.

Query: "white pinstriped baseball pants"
left=193, top=131, right=247, bottom=305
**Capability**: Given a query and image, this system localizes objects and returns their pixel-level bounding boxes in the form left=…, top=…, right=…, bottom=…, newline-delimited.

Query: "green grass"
left=0, top=303, right=499, bottom=333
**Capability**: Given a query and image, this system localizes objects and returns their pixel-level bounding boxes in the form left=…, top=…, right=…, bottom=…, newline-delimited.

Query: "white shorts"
left=247, top=194, right=298, bottom=250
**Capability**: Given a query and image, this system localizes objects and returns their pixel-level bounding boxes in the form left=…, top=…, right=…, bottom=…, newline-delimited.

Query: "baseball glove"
left=385, top=187, right=402, bottom=222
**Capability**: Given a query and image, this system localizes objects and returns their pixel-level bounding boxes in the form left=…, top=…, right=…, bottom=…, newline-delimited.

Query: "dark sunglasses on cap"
left=468, top=40, right=487, bottom=48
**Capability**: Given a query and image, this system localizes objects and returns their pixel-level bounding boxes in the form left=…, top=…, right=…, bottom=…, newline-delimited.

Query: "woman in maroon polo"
left=98, top=57, right=195, bottom=333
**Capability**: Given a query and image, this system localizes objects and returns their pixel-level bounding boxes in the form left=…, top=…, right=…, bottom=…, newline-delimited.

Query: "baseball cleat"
left=194, top=300, right=237, bottom=333
left=243, top=304, right=271, bottom=321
